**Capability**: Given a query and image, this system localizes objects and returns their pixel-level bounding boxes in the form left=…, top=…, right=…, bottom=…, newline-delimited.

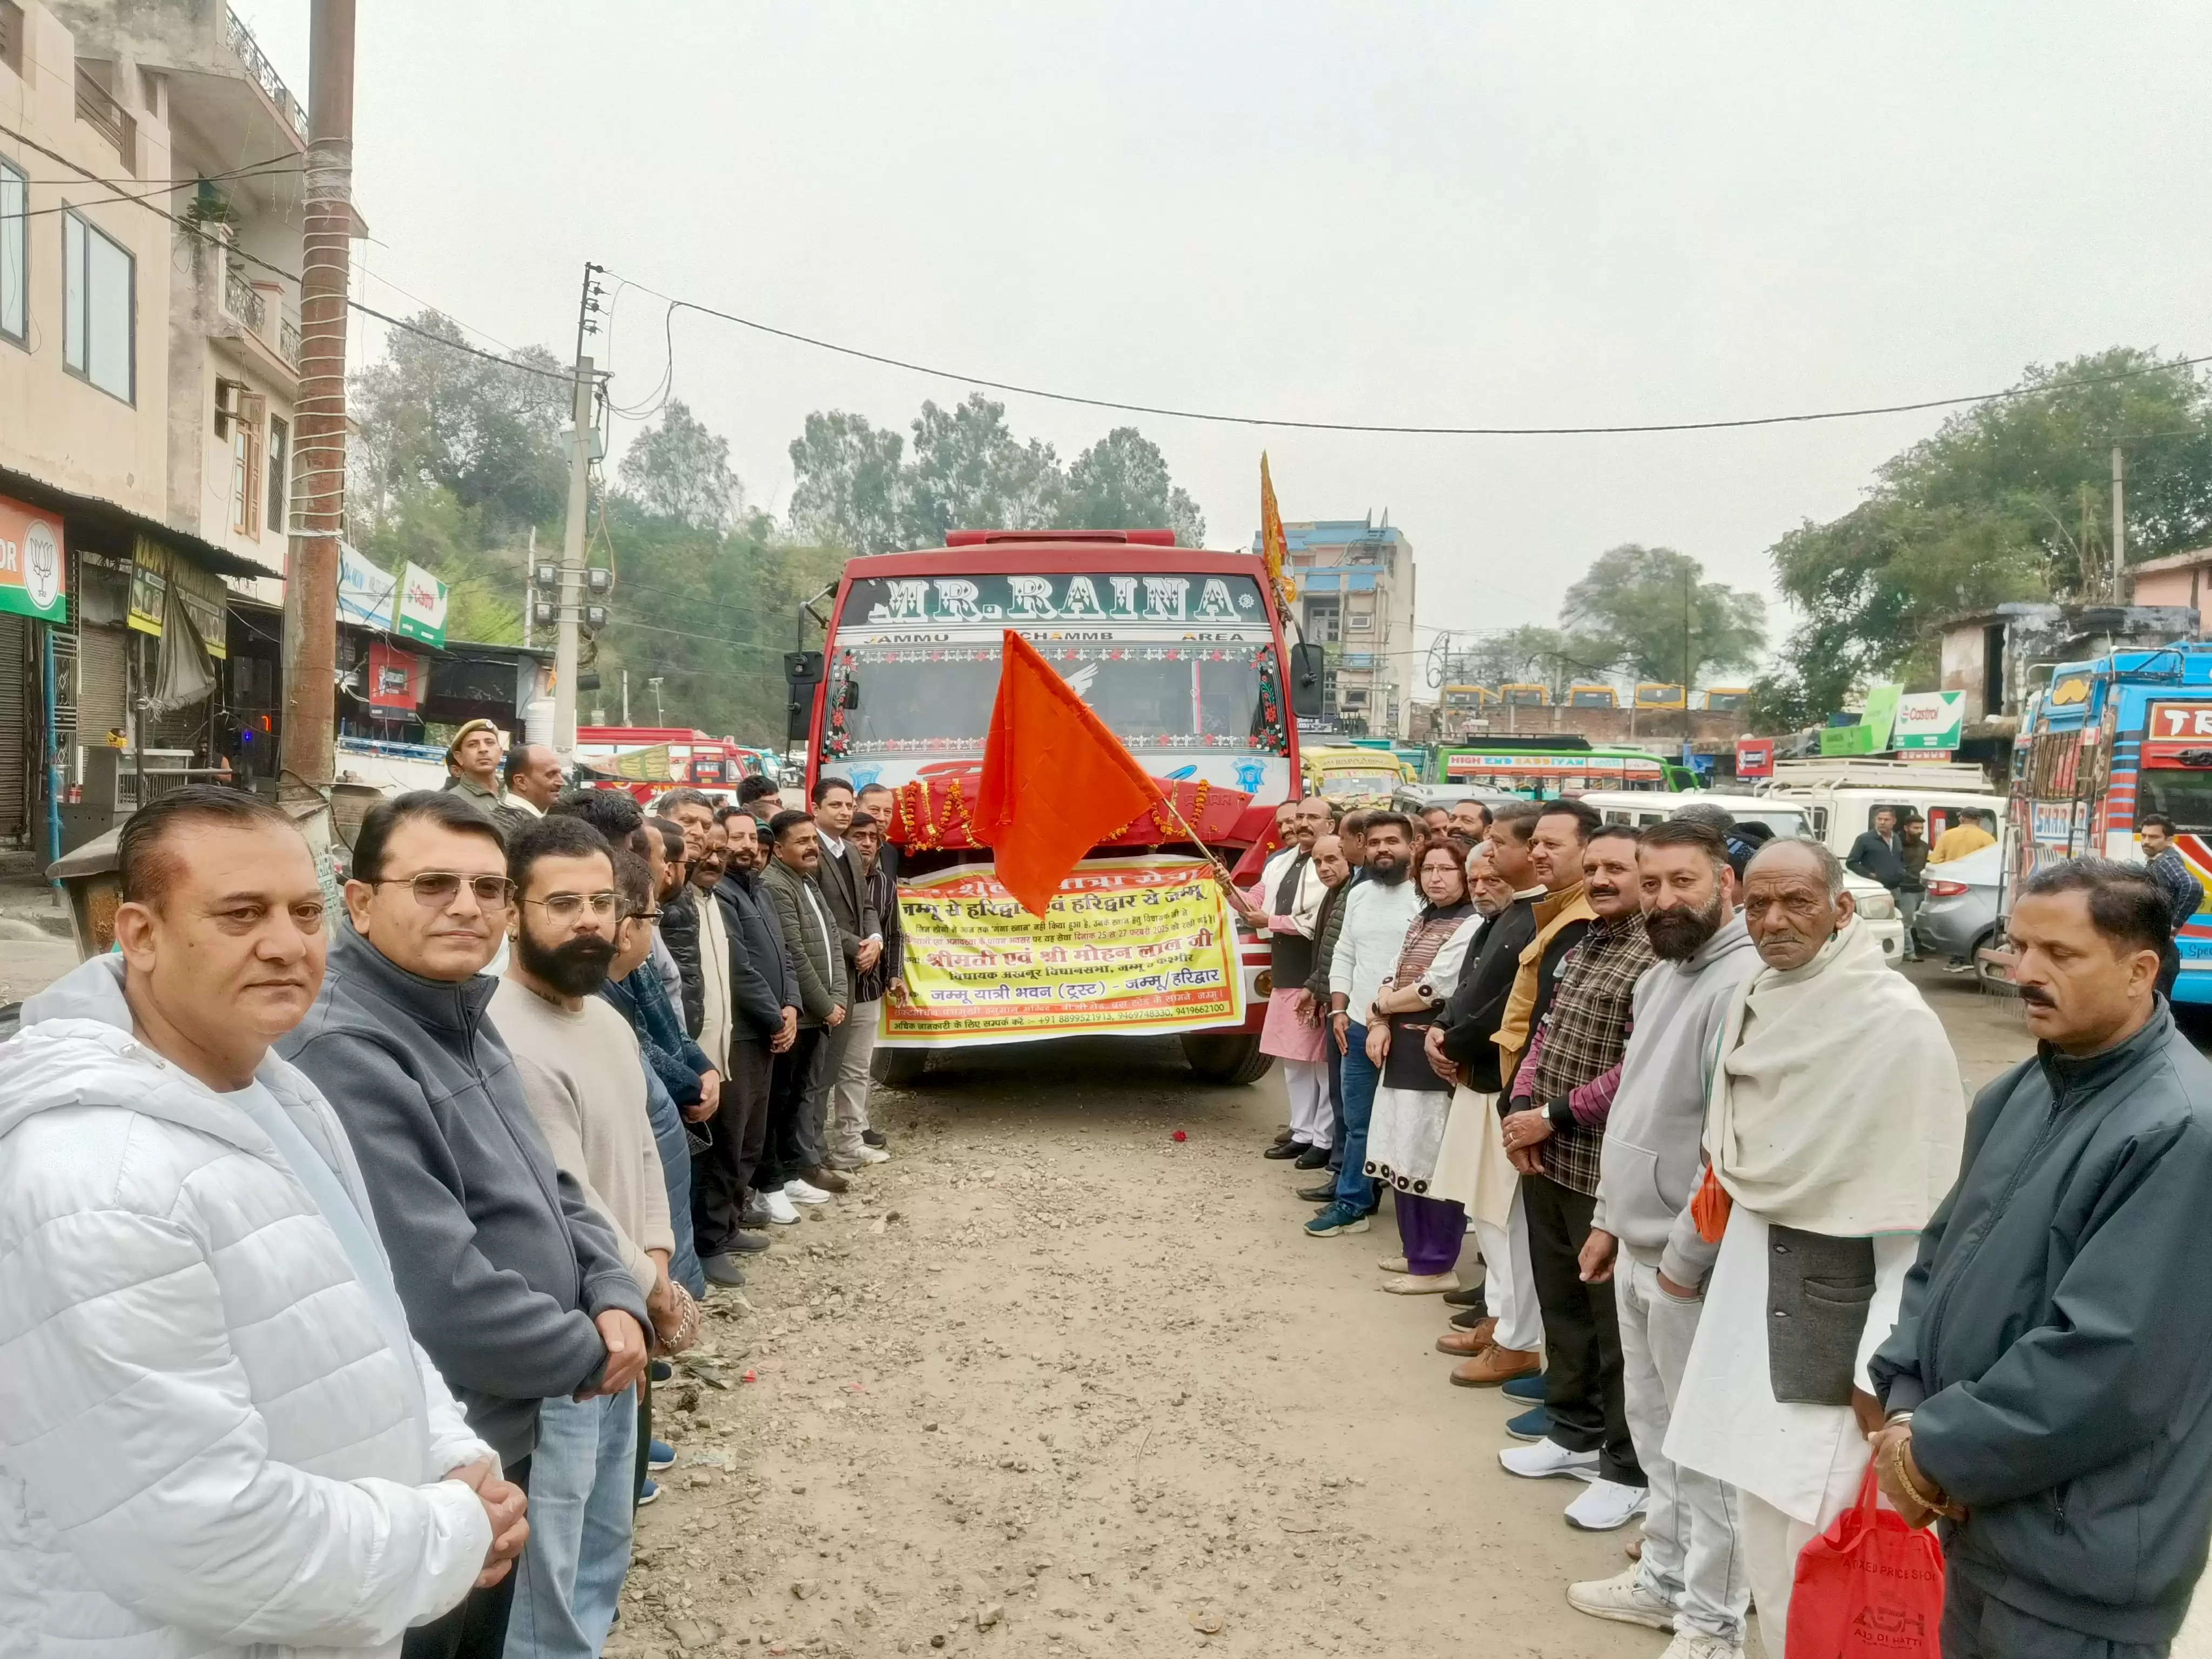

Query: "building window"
left=231, top=392, right=266, bottom=537
left=266, top=414, right=289, bottom=534
left=1305, top=597, right=1340, bottom=644
left=1346, top=605, right=1373, bottom=633
left=0, top=156, right=22, bottom=345
left=63, top=210, right=133, bottom=402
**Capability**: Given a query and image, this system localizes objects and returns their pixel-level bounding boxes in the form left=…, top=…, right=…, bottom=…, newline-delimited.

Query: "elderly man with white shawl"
left=1226, top=796, right=1335, bottom=1167
left=1664, top=839, right=1966, bottom=1651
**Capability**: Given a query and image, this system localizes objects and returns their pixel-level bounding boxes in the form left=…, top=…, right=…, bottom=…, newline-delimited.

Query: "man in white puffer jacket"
left=0, top=787, right=526, bottom=1657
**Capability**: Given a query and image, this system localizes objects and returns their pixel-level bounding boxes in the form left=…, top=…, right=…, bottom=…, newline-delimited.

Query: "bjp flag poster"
left=880, top=855, right=1245, bottom=1047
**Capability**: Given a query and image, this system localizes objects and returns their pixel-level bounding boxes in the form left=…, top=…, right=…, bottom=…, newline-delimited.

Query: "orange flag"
left=974, top=629, right=1162, bottom=917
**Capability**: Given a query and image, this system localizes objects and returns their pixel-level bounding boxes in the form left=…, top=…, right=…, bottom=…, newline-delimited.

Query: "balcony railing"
left=226, top=8, right=308, bottom=141
left=75, top=65, right=129, bottom=160
left=280, top=313, right=300, bottom=367
left=224, top=259, right=265, bottom=332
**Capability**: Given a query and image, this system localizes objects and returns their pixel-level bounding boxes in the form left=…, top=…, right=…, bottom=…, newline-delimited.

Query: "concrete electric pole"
left=551, top=264, right=605, bottom=767
left=2112, top=445, right=2128, bottom=601
left=279, top=0, right=355, bottom=794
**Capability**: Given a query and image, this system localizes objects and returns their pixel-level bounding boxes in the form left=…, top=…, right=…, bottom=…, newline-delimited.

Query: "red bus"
left=576, top=727, right=771, bottom=802
left=790, top=529, right=1323, bottom=1084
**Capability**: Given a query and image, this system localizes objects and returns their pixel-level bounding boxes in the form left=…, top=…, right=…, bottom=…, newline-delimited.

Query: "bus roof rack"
left=943, top=529, right=1178, bottom=546
left=1764, top=758, right=1995, bottom=791
left=1445, top=734, right=1594, bottom=752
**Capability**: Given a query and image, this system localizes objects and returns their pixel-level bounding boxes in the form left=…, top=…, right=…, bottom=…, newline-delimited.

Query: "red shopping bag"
left=1786, top=1462, right=1946, bottom=1658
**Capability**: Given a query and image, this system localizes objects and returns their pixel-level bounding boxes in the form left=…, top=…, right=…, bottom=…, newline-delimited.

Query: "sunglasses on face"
left=376, top=872, right=516, bottom=909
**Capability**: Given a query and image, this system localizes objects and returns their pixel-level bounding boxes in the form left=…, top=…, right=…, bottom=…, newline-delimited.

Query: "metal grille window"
left=266, top=415, right=289, bottom=534
left=63, top=210, right=133, bottom=402
left=0, top=157, right=21, bottom=345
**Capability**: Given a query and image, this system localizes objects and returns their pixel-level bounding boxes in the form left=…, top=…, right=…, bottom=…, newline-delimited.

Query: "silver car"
left=1914, top=843, right=2003, bottom=974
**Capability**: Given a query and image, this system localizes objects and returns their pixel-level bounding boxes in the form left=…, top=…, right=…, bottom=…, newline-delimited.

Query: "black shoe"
left=1442, top=1285, right=1486, bottom=1309
left=1294, top=1145, right=1331, bottom=1170
left=649, top=1359, right=673, bottom=1384
left=701, top=1253, right=748, bottom=1287
left=1263, top=1139, right=1311, bottom=1161
left=724, top=1229, right=772, bottom=1255
left=1450, top=1304, right=1492, bottom=1330
left=862, top=1128, right=887, bottom=1149
left=1296, top=1181, right=1337, bottom=1204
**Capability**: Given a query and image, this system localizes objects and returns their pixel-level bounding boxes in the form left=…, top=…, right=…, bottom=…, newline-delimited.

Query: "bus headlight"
left=1255, top=970, right=1273, bottom=997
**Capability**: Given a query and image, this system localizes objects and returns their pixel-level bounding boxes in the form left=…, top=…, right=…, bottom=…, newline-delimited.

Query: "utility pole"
left=1681, top=562, right=1695, bottom=747
left=621, top=667, right=630, bottom=726
left=649, top=676, right=665, bottom=723
left=521, top=525, right=535, bottom=649
left=551, top=265, right=603, bottom=764
left=278, top=0, right=354, bottom=796
left=2112, top=446, right=2128, bottom=601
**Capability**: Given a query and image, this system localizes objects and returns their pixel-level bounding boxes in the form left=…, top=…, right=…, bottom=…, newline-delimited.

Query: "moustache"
left=2017, top=985, right=2057, bottom=1009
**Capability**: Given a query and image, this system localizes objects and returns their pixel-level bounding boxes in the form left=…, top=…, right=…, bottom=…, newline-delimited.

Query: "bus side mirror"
left=784, top=651, right=825, bottom=687
left=1289, top=643, right=1326, bottom=719
left=785, top=652, right=824, bottom=743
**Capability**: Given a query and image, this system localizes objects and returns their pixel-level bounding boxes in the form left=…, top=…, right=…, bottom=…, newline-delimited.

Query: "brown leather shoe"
left=1449, top=1344, right=1541, bottom=1388
left=1436, top=1318, right=1498, bottom=1356
left=803, top=1165, right=851, bottom=1194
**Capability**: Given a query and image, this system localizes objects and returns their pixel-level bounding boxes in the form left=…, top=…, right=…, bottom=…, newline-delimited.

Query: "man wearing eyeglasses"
left=491, top=815, right=687, bottom=1659
left=280, top=791, right=651, bottom=1659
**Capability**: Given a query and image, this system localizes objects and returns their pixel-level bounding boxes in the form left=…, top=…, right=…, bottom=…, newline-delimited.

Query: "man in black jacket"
left=691, top=810, right=800, bottom=1279
left=1845, top=805, right=1907, bottom=896
left=1871, top=858, right=2212, bottom=1657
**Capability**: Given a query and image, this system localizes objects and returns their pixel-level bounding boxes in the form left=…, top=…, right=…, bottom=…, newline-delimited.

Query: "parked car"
left=1914, top=841, right=2004, bottom=978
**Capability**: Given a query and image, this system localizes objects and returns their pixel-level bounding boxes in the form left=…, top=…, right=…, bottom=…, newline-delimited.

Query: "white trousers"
left=1741, top=1491, right=1819, bottom=1658
left=1282, top=1058, right=1331, bottom=1149
left=1616, top=1255, right=1749, bottom=1643
left=828, top=1001, right=880, bottom=1163
left=1470, top=1183, right=1543, bottom=1353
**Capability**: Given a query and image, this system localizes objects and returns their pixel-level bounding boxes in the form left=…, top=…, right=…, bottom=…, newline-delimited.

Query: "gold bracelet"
left=1890, top=1433, right=1946, bottom=1515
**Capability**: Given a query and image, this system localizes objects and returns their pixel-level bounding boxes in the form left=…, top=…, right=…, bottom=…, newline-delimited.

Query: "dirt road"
left=621, top=974, right=2037, bottom=1659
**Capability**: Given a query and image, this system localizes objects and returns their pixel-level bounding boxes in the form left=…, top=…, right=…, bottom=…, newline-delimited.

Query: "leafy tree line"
left=348, top=316, right=1209, bottom=739
left=788, top=392, right=1206, bottom=552
left=1445, top=545, right=1768, bottom=698
left=1748, top=347, right=2212, bottom=730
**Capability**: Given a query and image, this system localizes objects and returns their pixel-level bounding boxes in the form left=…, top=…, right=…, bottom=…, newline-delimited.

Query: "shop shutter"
left=0, top=613, right=25, bottom=840
left=76, top=623, right=127, bottom=759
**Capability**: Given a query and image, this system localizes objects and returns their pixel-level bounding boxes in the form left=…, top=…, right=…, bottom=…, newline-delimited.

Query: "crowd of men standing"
left=0, top=734, right=909, bottom=1659
left=1242, top=791, right=2212, bottom=1659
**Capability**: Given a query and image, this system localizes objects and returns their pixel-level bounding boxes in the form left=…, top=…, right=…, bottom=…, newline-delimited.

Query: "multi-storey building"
left=0, top=0, right=306, bottom=848
left=1255, top=515, right=1418, bottom=738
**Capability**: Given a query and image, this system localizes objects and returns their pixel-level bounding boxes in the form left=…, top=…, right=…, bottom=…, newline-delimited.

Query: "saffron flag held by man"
left=974, top=629, right=1163, bottom=917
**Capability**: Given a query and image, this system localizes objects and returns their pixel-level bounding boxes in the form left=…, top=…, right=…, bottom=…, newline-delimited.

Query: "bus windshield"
left=837, top=640, right=1272, bottom=756
left=1317, top=767, right=1402, bottom=798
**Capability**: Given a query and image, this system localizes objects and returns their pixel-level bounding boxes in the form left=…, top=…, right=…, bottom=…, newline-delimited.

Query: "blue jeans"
left=503, top=1390, right=637, bottom=1659
left=1333, top=1020, right=1380, bottom=1211
left=1325, top=1037, right=1347, bottom=1174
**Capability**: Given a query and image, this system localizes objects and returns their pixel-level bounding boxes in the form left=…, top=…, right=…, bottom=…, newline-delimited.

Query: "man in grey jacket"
left=1872, top=859, right=2212, bottom=1658
left=1569, top=817, right=1761, bottom=1659
left=756, top=808, right=849, bottom=1222
left=280, top=791, right=651, bottom=1659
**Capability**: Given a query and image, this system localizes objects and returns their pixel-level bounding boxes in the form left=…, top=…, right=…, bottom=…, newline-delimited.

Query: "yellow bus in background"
left=1567, top=683, right=1619, bottom=709
left=1635, top=682, right=1688, bottom=710
left=1500, top=683, right=1549, bottom=707
left=1703, top=686, right=1749, bottom=712
left=1441, top=683, right=1496, bottom=714
left=1303, top=744, right=1418, bottom=802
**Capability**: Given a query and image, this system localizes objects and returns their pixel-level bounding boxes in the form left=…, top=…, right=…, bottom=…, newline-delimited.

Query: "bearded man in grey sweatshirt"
left=1566, top=818, right=1764, bottom=1659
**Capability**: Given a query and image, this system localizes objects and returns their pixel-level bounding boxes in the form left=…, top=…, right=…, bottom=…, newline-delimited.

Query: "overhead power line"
left=0, top=119, right=572, bottom=385
left=604, top=266, right=2212, bottom=439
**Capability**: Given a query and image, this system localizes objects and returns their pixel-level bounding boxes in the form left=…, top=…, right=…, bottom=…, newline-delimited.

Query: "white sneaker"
left=1566, top=1564, right=1675, bottom=1630
left=1565, top=1478, right=1650, bottom=1532
left=1658, top=1634, right=1743, bottom=1659
left=1498, top=1438, right=1600, bottom=1481
left=784, top=1178, right=833, bottom=1205
left=846, top=1145, right=891, bottom=1165
left=760, top=1189, right=802, bottom=1225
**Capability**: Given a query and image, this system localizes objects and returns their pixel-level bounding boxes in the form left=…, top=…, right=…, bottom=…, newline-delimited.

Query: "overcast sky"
left=234, top=0, right=2212, bottom=676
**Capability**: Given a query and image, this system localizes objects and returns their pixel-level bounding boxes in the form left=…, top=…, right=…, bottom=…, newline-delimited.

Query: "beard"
left=1368, top=851, right=1409, bottom=886
left=1645, top=891, right=1725, bottom=962
left=518, top=926, right=618, bottom=997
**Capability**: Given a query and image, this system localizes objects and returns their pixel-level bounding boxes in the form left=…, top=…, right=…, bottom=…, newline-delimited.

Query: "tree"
left=350, top=309, right=569, bottom=539
left=1060, top=427, right=1206, bottom=546
left=1760, top=348, right=2212, bottom=716
left=1450, top=625, right=1614, bottom=699
left=788, top=411, right=908, bottom=555
left=902, top=394, right=1065, bottom=545
left=1560, top=544, right=1766, bottom=689
left=617, top=399, right=741, bottom=530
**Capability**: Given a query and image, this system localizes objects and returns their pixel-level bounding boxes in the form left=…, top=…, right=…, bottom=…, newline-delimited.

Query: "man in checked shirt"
left=1495, top=813, right=1656, bottom=1533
